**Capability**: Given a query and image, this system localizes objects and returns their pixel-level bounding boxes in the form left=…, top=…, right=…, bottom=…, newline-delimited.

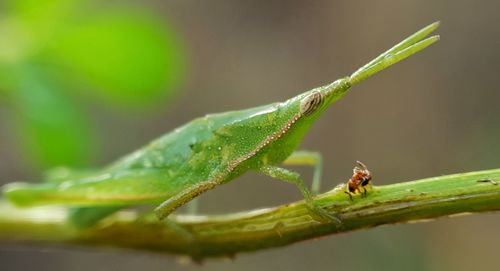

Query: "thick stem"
left=1, top=168, right=499, bottom=260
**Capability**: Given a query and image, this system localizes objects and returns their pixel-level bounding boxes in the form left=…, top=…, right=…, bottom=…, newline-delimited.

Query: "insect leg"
left=163, top=218, right=195, bottom=242
left=282, top=151, right=323, bottom=194
left=154, top=181, right=219, bottom=220
left=344, top=191, right=354, bottom=201
left=68, top=206, right=125, bottom=228
left=186, top=198, right=199, bottom=215
left=362, top=187, right=367, bottom=197
left=257, top=165, right=341, bottom=224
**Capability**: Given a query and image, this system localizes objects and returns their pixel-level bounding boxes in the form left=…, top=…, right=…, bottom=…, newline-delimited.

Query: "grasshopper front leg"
left=282, top=151, right=323, bottom=194
left=154, top=181, right=219, bottom=220
left=256, top=165, right=341, bottom=224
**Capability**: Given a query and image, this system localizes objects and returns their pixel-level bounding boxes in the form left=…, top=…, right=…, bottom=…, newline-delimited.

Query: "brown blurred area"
left=1, top=0, right=500, bottom=270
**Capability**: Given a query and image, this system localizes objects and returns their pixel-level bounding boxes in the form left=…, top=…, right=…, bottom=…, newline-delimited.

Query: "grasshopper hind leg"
left=256, top=165, right=342, bottom=224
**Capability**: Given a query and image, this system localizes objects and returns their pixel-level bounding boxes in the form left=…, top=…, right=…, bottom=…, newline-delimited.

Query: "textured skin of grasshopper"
left=2, top=22, right=440, bottom=226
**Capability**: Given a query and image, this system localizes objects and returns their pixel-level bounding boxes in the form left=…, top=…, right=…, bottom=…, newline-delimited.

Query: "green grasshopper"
left=2, top=22, right=440, bottom=227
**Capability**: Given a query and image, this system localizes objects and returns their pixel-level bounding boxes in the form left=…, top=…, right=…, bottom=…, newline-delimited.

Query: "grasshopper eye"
left=300, top=91, right=323, bottom=116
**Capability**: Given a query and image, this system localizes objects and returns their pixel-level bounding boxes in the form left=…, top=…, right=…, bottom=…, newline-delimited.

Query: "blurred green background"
left=1, top=0, right=499, bottom=270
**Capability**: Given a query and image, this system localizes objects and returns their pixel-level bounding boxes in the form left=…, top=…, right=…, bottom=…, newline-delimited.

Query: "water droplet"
left=217, top=146, right=222, bottom=151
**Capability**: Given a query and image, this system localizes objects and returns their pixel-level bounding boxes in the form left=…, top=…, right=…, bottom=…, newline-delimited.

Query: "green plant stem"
left=1, top=168, right=500, bottom=260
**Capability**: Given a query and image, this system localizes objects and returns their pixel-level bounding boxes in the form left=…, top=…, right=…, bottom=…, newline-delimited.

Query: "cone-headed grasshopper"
left=3, top=22, right=440, bottom=226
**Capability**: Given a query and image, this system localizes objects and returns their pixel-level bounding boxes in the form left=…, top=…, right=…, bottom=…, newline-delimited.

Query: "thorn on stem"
left=477, top=179, right=498, bottom=185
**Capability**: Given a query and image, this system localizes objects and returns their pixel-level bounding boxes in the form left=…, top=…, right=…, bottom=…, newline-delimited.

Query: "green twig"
left=1, top=168, right=500, bottom=260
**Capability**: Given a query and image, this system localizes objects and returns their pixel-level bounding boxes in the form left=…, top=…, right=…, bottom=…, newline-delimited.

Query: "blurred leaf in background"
left=0, top=0, right=186, bottom=169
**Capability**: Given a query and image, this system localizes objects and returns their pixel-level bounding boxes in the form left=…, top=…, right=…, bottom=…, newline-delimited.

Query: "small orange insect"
left=345, top=161, right=372, bottom=201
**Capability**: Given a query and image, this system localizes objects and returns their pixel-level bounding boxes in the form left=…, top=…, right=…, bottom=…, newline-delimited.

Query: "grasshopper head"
left=297, top=77, right=351, bottom=119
